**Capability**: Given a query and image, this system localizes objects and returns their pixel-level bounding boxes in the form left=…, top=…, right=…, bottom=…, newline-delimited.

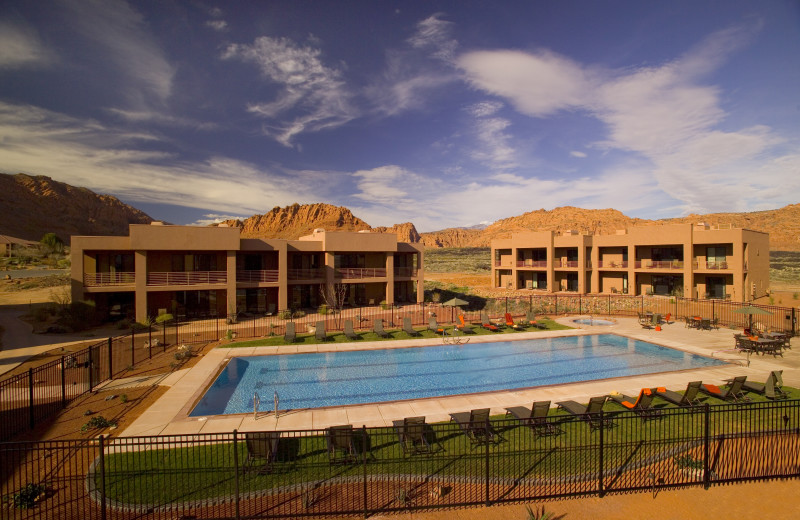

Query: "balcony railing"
left=494, top=261, right=512, bottom=267
left=558, top=261, right=579, bottom=268
left=634, top=261, right=684, bottom=269
left=394, top=267, right=418, bottom=277
left=336, top=268, right=387, bottom=279
left=83, top=272, right=135, bottom=287
left=237, top=270, right=279, bottom=283
left=598, top=261, right=628, bottom=268
left=287, top=268, right=325, bottom=280
left=516, top=260, right=547, bottom=267
left=146, top=271, right=227, bottom=286
left=694, top=261, right=729, bottom=270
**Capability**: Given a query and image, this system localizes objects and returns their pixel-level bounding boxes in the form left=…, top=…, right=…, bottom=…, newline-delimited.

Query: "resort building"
left=70, top=224, right=424, bottom=322
left=491, top=223, right=769, bottom=302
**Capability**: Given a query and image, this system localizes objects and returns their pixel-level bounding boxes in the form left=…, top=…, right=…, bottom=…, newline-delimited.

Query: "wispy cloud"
left=222, top=36, right=357, bottom=147
left=191, top=213, right=251, bottom=226
left=0, top=20, right=52, bottom=68
left=407, top=13, right=458, bottom=63
left=570, top=150, right=587, bottom=158
left=205, top=20, right=227, bottom=32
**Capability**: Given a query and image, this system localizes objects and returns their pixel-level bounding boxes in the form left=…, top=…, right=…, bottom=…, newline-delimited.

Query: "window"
left=706, top=246, right=726, bottom=263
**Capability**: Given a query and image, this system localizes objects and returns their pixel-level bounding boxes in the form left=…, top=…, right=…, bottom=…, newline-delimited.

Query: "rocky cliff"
left=371, top=222, right=421, bottom=244
left=218, top=203, right=371, bottom=239
left=0, top=173, right=154, bottom=244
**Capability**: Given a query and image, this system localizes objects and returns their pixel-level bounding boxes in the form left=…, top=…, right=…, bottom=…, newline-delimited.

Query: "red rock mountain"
left=218, top=203, right=372, bottom=239
left=0, top=173, right=154, bottom=244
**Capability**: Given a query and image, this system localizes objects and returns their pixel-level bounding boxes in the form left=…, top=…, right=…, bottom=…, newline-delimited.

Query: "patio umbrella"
left=732, top=305, right=773, bottom=331
left=442, top=297, right=469, bottom=323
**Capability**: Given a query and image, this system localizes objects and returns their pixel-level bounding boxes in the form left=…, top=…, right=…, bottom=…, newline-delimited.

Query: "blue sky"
left=1, top=1, right=798, bottom=232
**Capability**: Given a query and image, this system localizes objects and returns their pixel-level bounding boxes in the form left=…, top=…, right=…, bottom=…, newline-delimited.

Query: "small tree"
left=40, top=233, right=64, bottom=256
left=319, top=283, right=347, bottom=327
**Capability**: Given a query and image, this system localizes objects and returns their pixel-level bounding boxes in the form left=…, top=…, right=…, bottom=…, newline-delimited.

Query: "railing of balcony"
left=558, top=260, right=579, bottom=268
left=597, top=260, right=629, bottom=268
left=146, top=271, right=227, bottom=286
left=694, top=261, right=729, bottom=270
left=83, top=272, right=135, bottom=286
left=237, top=270, right=279, bottom=283
left=336, top=267, right=387, bottom=279
left=393, top=267, right=418, bottom=277
left=516, top=260, right=547, bottom=267
left=287, top=268, right=325, bottom=280
left=634, top=260, right=684, bottom=269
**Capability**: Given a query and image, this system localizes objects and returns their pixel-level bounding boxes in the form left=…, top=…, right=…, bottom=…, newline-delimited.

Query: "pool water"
left=573, top=318, right=615, bottom=326
left=190, top=334, right=725, bottom=416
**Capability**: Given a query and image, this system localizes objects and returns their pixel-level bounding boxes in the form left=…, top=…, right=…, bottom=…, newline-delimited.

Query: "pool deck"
left=118, top=316, right=799, bottom=437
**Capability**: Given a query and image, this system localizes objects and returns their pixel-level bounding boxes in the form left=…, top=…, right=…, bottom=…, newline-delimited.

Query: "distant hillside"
left=218, top=203, right=372, bottom=239
left=0, top=173, right=154, bottom=244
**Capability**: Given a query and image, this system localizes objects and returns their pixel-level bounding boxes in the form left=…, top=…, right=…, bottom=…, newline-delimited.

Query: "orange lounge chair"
left=480, top=312, right=499, bottom=332
left=505, top=313, right=524, bottom=330
left=456, top=315, right=475, bottom=333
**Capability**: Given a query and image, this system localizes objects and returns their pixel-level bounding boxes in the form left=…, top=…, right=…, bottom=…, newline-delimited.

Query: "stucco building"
left=491, top=223, right=769, bottom=302
left=71, top=224, right=424, bottom=322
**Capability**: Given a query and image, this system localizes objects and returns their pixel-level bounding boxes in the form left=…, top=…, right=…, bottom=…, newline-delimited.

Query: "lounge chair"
left=525, top=311, right=546, bottom=329
left=428, top=317, right=446, bottom=334
left=344, top=319, right=359, bottom=340
left=505, top=401, right=561, bottom=436
left=315, top=321, right=329, bottom=341
left=449, top=408, right=499, bottom=447
left=392, top=416, right=441, bottom=455
left=402, top=317, right=421, bottom=336
left=284, top=322, right=296, bottom=342
left=245, top=431, right=280, bottom=474
left=373, top=319, right=390, bottom=338
left=740, top=371, right=789, bottom=400
left=608, top=388, right=661, bottom=421
left=654, top=381, right=702, bottom=407
left=505, top=313, right=524, bottom=330
left=455, top=315, right=475, bottom=334
left=556, top=396, right=612, bottom=430
left=700, top=375, right=748, bottom=402
left=326, top=424, right=357, bottom=463
left=480, top=312, right=500, bottom=332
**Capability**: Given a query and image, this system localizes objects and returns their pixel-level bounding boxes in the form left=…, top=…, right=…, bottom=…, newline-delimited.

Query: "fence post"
left=712, top=300, right=715, bottom=321
left=148, top=324, right=153, bottom=354
left=598, top=410, right=605, bottom=497
left=505, top=297, right=508, bottom=315
left=28, top=368, right=35, bottom=430
left=175, top=316, right=179, bottom=345
left=362, top=425, right=368, bottom=518
left=608, top=294, right=611, bottom=315
left=216, top=314, right=220, bottom=341
left=61, top=356, right=66, bottom=409
left=162, top=320, right=166, bottom=346
left=579, top=295, right=582, bottom=315
left=703, top=404, right=710, bottom=489
left=130, top=328, right=135, bottom=369
left=107, top=337, right=113, bottom=380
left=233, top=430, right=240, bottom=520
left=97, top=434, right=107, bottom=520
left=88, top=345, right=94, bottom=393
left=485, top=416, right=491, bottom=506
left=554, top=294, right=558, bottom=315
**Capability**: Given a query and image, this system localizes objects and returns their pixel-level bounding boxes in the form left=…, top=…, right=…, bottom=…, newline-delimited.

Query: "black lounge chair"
left=700, top=376, right=749, bottom=402
left=326, top=425, right=357, bottom=463
left=505, top=401, right=561, bottom=436
left=429, top=317, right=446, bottom=334
left=449, top=408, right=499, bottom=447
left=480, top=312, right=500, bottom=332
left=556, top=396, right=612, bottom=430
left=403, top=317, right=421, bottom=336
left=344, top=319, right=359, bottom=340
left=456, top=315, right=475, bottom=334
left=373, top=319, right=390, bottom=338
left=245, top=431, right=280, bottom=474
left=284, top=322, right=296, bottom=342
left=655, top=381, right=702, bottom=407
left=315, top=321, right=329, bottom=341
left=608, top=388, right=661, bottom=421
left=392, top=416, right=442, bottom=455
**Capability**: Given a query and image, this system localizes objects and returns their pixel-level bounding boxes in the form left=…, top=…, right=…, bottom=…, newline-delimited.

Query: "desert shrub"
left=80, top=415, right=116, bottom=433
left=8, top=483, right=47, bottom=509
left=318, top=304, right=329, bottom=315
left=155, top=313, right=174, bottom=325
left=56, top=301, right=100, bottom=332
left=32, top=306, right=53, bottom=322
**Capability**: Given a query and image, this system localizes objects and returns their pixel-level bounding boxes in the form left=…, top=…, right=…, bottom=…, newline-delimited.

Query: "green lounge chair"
left=326, top=425, right=357, bottom=464
left=700, top=376, right=748, bottom=402
left=245, top=431, right=280, bottom=474
left=428, top=317, right=446, bottom=334
left=402, top=317, right=420, bottom=336
left=344, top=319, right=359, bottom=340
left=284, top=322, right=296, bottom=342
left=373, top=318, right=390, bottom=338
left=505, top=401, right=561, bottom=436
left=556, top=396, right=612, bottom=430
left=392, top=416, right=442, bottom=455
left=741, top=371, right=789, bottom=400
left=655, top=381, right=702, bottom=407
left=608, top=388, right=661, bottom=421
left=525, top=311, right=546, bottom=329
left=480, top=312, right=500, bottom=332
left=315, top=321, right=328, bottom=341
left=449, top=408, right=499, bottom=447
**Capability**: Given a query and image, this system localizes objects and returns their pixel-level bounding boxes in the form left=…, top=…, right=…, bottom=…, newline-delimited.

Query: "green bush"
left=318, top=304, right=329, bottom=315
left=155, top=313, right=174, bottom=324
left=9, top=483, right=46, bottom=509
left=80, top=415, right=117, bottom=433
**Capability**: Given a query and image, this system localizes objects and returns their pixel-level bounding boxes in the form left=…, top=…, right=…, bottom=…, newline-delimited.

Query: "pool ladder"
left=253, top=391, right=280, bottom=423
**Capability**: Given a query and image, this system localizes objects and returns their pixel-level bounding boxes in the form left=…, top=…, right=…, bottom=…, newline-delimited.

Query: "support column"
left=226, top=250, right=237, bottom=318
left=134, top=250, right=148, bottom=322
left=577, top=243, right=587, bottom=294
left=590, top=245, right=600, bottom=294
left=385, top=252, right=395, bottom=304
left=546, top=233, right=555, bottom=293
left=732, top=239, right=744, bottom=302
left=627, top=245, right=637, bottom=296
left=416, top=249, right=425, bottom=303
left=277, top=246, right=288, bottom=311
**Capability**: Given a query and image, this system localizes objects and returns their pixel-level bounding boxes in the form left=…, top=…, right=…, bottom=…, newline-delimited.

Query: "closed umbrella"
left=732, top=305, right=773, bottom=332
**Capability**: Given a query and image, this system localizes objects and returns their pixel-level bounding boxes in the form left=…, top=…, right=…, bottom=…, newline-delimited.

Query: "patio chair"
left=326, top=425, right=357, bottom=464
left=245, top=431, right=280, bottom=474
left=699, top=376, right=749, bottom=402
left=525, top=311, right=546, bottom=329
left=402, top=317, right=421, bottom=336
left=344, top=320, right=359, bottom=340
left=428, top=317, right=446, bottom=334
left=480, top=312, right=500, bottom=332
left=456, top=315, right=475, bottom=334
left=607, top=388, right=661, bottom=421
left=449, top=408, right=499, bottom=447
left=373, top=318, right=390, bottom=338
left=556, top=396, right=612, bottom=430
left=654, top=381, right=702, bottom=407
left=315, top=321, right=329, bottom=341
left=638, top=313, right=654, bottom=329
left=741, top=371, right=789, bottom=400
left=505, top=401, right=561, bottom=436
left=392, top=416, right=442, bottom=455
left=284, top=322, right=296, bottom=342
left=504, top=313, right=524, bottom=330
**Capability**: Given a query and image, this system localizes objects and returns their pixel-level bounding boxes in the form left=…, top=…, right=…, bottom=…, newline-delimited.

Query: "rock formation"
left=218, top=203, right=371, bottom=239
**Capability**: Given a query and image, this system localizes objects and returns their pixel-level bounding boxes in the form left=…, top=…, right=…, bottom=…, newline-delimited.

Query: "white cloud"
left=0, top=20, right=52, bottom=68
left=107, top=108, right=217, bottom=130
left=469, top=117, right=517, bottom=170
left=222, top=36, right=357, bottom=146
left=191, top=213, right=251, bottom=226
left=206, top=20, right=228, bottom=32
left=465, top=101, right=503, bottom=118
left=407, top=14, right=458, bottom=63
left=570, top=151, right=587, bottom=158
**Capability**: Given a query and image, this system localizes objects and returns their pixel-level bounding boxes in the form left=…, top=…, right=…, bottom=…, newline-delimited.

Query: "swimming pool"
left=190, top=334, right=726, bottom=416
left=572, top=318, right=615, bottom=326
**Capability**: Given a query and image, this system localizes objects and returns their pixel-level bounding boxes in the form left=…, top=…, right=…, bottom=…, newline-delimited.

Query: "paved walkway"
left=120, top=316, right=798, bottom=437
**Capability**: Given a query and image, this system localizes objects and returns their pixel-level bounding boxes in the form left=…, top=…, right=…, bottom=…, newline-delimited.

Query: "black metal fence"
left=2, top=400, right=799, bottom=519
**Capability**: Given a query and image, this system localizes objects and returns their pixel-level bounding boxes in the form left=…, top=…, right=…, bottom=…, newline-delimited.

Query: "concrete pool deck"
left=118, top=316, right=798, bottom=437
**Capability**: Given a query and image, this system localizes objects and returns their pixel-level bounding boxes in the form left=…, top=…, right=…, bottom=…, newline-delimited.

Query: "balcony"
left=336, top=267, right=387, bottom=279
left=287, top=268, right=325, bottom=280
left=84, top=272, right=135, bottom=287
left=516, top=260, right=547, bottom=268
left=557, top=260, right=579, bottom=268
left=693, top=261, right=729, bottom=270
left=598, top=261, right=628, bottom=268
left=494, top=260, right=513, bottom=267
left=146, top=271, right=226, bottom=286
left=634, top=261, right=684, bottom=270
left=237, top=270, right=279, bottom=283
left=394, top=267, right=418, bottom=277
